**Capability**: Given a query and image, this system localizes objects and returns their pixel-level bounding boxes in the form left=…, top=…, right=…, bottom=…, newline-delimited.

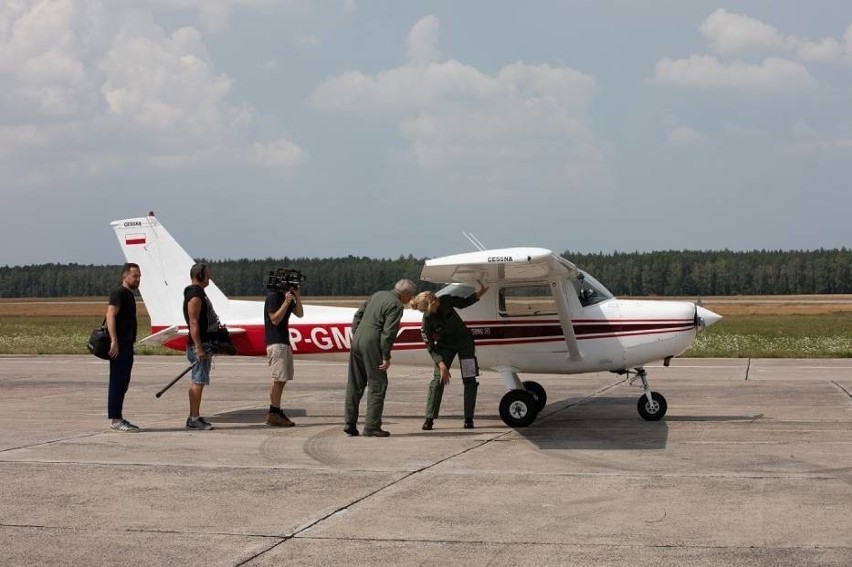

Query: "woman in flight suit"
left=411, top=281, right=489, bottom=430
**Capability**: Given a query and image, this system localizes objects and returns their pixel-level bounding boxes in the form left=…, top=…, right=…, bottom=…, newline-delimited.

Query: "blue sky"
left=1, top=1, right=850, bottom=266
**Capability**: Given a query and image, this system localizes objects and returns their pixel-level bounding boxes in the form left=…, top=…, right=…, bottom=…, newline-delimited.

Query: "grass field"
left=1, top=296, right=850, bottom=358
left=682, top=295, right=852, bottom=358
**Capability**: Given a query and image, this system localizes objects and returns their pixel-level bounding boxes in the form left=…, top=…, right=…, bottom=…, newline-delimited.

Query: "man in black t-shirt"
left=183, top=262, right=219, bottom=430
left=106, top=262, right=141, bottom=432
left=263, top=279, right=303, bottom=426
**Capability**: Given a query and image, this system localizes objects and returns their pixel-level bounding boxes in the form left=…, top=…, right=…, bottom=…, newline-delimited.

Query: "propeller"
left=694, top=300, right=723, bottom=330
left=693, top=302, right=706, bottom=332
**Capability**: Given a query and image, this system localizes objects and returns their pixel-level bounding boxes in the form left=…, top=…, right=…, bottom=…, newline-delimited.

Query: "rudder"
left=111, top=214, right=229, bottom=328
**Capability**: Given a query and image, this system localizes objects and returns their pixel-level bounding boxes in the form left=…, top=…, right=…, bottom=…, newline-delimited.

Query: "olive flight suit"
left=421, top=293, right=480, bottom=422
left=344, top=289, right=405, bottom=431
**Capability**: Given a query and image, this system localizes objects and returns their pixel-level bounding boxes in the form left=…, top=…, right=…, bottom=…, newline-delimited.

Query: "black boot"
left=343, top=424, right=359, bottom=436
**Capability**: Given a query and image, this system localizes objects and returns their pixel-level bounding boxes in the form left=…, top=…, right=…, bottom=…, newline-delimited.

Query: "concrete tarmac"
left=1, top=356, right=850, bottom=566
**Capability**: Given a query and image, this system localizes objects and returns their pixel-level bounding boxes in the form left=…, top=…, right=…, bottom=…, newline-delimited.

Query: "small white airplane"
left=113, top=213, right=721, bottom=428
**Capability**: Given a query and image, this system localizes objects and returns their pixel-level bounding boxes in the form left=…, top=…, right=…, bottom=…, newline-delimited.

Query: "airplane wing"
left=421, top=247, right=582, bottom=361
left=420, top=247, right=578, bottom=285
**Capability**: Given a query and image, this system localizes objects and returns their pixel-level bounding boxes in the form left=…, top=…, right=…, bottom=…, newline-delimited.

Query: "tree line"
left=1, top=249, right=850, bottom=298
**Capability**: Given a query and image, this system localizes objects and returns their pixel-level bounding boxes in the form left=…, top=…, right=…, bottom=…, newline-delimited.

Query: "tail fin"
left=111, top=214, right=230, bottom=327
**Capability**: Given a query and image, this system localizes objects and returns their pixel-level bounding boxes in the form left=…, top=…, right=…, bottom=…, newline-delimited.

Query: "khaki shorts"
left=267, top=343, right=294, bottom=382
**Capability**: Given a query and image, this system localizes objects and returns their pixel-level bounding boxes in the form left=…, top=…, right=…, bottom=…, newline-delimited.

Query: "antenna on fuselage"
left=463, top=232, right=487, bottom=251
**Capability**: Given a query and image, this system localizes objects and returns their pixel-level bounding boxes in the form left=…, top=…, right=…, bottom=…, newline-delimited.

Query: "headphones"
left=193, top=263, right=207, bottom=282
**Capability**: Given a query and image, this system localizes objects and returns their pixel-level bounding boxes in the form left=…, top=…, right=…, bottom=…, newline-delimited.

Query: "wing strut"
left=552, top=278, right=582, bottom=361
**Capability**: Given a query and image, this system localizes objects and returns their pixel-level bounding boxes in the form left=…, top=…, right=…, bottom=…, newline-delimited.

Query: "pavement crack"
left=0, top=432, right=103, bottom=454
left=832, top=380, right=852, bottom=400
left=236, top=432, right=509, bottom=565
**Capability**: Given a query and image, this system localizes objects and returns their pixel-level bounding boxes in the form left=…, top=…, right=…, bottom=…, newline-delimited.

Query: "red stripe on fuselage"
left=154, top=318, right=696, bottom=357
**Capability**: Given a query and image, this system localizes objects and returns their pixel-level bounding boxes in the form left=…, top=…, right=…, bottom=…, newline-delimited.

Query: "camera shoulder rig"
left=266, top=267, right=306, bottom=292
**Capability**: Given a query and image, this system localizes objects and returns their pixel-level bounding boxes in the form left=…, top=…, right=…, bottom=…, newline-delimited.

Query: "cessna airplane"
left=113, top=213, right=721, bottom=428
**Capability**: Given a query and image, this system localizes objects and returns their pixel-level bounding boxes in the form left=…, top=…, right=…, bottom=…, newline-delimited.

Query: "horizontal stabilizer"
left=138, top=325, right=246, bottom=347
left=138, top=325, right=184, bottom=346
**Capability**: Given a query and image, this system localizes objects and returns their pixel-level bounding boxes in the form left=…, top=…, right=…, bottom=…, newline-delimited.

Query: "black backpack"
left=87, top=320, right=110, bottom=360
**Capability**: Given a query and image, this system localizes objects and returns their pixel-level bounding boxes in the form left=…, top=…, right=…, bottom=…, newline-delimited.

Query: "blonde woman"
left=411, top=281, right=489, bottom=430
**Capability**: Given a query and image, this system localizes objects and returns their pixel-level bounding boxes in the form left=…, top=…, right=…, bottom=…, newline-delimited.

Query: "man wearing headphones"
left=183, top=262, right=218, bottom=430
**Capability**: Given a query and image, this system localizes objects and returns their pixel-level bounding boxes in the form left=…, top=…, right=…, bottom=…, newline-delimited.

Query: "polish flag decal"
left=126, top=234, right=146, bottom=246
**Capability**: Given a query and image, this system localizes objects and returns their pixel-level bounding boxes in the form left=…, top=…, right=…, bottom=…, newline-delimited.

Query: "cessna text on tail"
left=112, top=213, right=721, bottom=428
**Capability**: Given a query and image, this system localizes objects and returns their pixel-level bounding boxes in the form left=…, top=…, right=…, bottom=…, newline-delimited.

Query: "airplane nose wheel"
left=626, top=367, right=668, bottom=421
left=499, top=390, right=539, bottom=428
left=637, top=391, right=667, bottom=421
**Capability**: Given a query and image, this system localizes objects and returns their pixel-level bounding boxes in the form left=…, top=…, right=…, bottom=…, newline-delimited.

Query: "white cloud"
left=253, top=138, right=307, bottom=168
left=795, top=37, right=842, bottom=61
left=653, top=55, right=815, bottom=91
left=666, top=126, right=705, bottom=146
left=311, top=60, right=502, bottom=111
left=654, top=10, right=851, bottom=94
left=100, top=25, right=251, bottom=139
left=149, top=0, right=291, bottom=32
left=407, top=15, right=440, bottom=65
left=700, top=9, right=789, bottom=54
left=0, top=0, right=304, bottom=185
left=794, top=24, right=852, bottom=62
left=310, top=16, right=601, bottom=190
left=498, top=62, right=596, bottom=109
left=312, top=42, right=595, bottom=114
left=0, top=0, right=110, bottom=118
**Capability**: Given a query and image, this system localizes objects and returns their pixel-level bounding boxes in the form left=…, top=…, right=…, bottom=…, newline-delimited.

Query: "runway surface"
left=1, top=356, right=850, bottom=566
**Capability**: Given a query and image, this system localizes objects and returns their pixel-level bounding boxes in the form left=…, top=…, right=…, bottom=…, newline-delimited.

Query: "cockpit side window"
left=498, top=284, right=557, bottom=317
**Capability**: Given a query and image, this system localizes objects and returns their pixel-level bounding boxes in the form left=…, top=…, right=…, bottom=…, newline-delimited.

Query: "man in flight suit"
left=344, top=279, right=416, bottom=437
left=411, top=280, right=489, bottom=430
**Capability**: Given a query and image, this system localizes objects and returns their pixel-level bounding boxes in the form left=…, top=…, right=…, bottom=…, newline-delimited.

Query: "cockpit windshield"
left=576, top=270, right=613, bottom=306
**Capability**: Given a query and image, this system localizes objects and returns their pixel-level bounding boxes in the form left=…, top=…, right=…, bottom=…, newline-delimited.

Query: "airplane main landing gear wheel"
left=637, top=392, right=667, bottom=421
left=522, top=380, right=547, bottom=412
left=499, top=390, right=539, bottom=428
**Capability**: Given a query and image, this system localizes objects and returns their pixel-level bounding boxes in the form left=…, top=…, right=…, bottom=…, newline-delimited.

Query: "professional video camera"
left=266, top=267, right=306, bottom=293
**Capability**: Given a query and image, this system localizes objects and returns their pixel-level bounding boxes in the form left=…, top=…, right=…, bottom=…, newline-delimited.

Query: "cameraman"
left=264, top=272, right=304, bottom=427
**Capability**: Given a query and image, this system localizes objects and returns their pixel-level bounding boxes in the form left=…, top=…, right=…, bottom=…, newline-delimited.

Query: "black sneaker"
left=463, top=420, right=474, bottom=429
left=422, top=419, right=434, bottom=431
left=186, top=416, right=213, bottom=430
left=343, top=424, right=360, bottom=436
left=363, top=428, right=390, bottom=437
